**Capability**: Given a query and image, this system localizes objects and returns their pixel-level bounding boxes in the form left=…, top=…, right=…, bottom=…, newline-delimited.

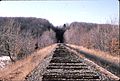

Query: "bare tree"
left=64, top=22, right=119, bottom=56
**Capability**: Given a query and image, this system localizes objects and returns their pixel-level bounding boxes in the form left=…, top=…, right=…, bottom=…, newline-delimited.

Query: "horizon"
left=0, top=0, right=119, bottom=26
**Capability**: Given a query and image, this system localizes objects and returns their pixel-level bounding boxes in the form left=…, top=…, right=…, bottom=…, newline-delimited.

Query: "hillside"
left=0, top=44, right=57, bottom=81
left=64, top=22, right=119, bottom=56
left=0, top=18, right=119, bottom=61
left=0, top=17, right=56, bottom=61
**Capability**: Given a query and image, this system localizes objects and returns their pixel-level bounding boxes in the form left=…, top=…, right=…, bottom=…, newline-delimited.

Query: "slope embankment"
left=66, top=44, right=120, bottom=77
left=0, top=44, right=57, bottom=81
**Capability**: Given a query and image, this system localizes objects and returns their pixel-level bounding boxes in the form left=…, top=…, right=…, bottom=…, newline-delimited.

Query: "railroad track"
left=42, top=44, right=112, bottom=81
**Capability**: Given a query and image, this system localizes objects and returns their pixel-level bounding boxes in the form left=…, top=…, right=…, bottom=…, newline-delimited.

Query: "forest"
left=0, top=17, right=56, bottom=61
left=0, top=17, right=119, bottom=62
left=64, top=22, right=119, bottom=56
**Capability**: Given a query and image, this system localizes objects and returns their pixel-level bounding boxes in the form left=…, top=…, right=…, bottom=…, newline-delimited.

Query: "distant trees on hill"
left=64, top=22, right=119, bottom=56
left=0, top=17, right=56, bottom=61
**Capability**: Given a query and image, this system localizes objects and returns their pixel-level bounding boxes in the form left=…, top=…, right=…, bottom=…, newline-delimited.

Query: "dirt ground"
left=0, top=44, right=57, bottom=81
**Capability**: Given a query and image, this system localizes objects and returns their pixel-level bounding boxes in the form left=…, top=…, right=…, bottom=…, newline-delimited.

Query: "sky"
left=0, top=0, right=119, bottom=26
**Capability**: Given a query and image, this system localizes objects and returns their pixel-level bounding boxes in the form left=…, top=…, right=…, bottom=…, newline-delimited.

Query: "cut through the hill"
left=54, top=28, right=65, bottom=43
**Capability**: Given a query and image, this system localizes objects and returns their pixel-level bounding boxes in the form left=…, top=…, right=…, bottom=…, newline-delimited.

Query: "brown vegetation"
left=0, top=44, right=57, bottom=81
left=66, top=44, right=120, bottom=80
left=66, top=44, right=120, bottom=77
left=0, top=17, right=56, bottom=61
left=64, top=22, right=119, bottom=56
left=67, top=44, right=119, bottom=65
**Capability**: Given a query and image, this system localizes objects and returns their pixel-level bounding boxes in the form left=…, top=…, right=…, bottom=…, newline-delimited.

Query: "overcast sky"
left=0, top=0, right=119, bottom=26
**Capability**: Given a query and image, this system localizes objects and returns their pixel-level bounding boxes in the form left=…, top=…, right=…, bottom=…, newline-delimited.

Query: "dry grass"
left=66, top=44, right=120, bottom=80
left=84, top=58, right=120, bottom=80
left=0, top=44, right=57, bottom=81
left=67, top=44, right=119, bottom=65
